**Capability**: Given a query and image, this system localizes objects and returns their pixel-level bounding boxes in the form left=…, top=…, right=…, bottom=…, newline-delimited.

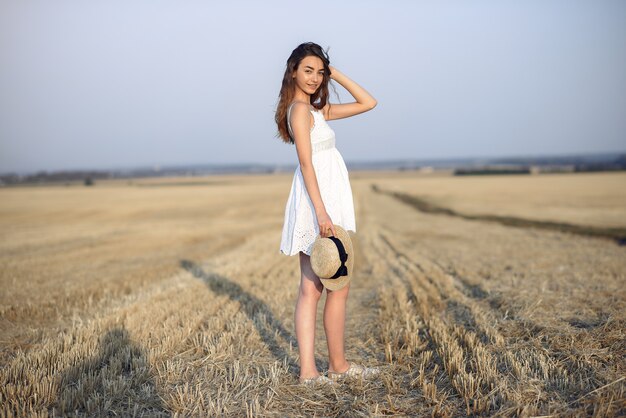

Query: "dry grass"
left=1, top=171, right=624, bottom=416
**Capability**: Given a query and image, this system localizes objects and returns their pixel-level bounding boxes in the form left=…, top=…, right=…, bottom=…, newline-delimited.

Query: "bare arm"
left=323, top=65, right=377, bottom=121
left=290, top=102, right=337, bottom=238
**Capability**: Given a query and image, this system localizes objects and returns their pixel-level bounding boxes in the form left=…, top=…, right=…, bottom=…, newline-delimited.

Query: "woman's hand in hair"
left=328, top=65, right=336, bottom=80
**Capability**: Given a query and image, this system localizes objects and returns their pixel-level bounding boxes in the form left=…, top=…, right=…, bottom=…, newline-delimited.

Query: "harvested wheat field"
left=1, top=171, right=625, bottom=417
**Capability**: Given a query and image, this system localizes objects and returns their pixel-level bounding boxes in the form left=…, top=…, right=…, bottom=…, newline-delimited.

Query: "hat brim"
left=318, top=225, right=354, bottom=291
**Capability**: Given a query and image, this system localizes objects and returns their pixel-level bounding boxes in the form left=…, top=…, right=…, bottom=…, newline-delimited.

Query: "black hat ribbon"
left=327, top=236, right=349, bottom=279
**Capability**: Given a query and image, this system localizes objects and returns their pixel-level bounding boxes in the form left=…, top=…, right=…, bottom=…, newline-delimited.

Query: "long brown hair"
left=275, top=42, right=335, bottom=144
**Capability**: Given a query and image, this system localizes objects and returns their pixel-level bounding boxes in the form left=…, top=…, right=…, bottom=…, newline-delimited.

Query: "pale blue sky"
left=1, top=0, right=625, bottom=174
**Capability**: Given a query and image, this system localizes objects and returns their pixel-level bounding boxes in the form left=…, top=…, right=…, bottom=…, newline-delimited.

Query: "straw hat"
left=310, top=225, right=354, bottom=291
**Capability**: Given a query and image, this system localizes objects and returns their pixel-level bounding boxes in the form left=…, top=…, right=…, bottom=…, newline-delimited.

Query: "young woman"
left=275, top=42, right=378, bottom=385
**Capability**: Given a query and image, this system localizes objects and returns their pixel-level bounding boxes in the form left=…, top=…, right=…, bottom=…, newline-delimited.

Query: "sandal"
left=299, top=375, right=336, bottom=386
left=327, top=362, right=380, bottom=381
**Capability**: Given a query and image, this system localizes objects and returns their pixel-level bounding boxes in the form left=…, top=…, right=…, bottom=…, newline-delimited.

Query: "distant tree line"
left=0, top=170, right=112, bottom=186
left=453, top=154, right=626, bottom=176
left=1, top=154, right=624, bottom=185
left=454, top=167, right=531, bottom=176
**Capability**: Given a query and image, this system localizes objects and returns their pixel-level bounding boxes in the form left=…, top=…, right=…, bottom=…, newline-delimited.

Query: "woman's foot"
left=327, top=362, right=380, bottom=381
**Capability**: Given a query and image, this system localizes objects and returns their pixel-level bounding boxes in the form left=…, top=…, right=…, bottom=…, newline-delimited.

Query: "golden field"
left=0, top=170, right=625, bottom=417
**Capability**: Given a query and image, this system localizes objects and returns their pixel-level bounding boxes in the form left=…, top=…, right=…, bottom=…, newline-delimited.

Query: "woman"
left=275, top=42, right=378, bottom=385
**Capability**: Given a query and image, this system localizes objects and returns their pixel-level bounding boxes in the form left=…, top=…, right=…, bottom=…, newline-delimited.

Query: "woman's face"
left=293, top=55, right=325, bottom=95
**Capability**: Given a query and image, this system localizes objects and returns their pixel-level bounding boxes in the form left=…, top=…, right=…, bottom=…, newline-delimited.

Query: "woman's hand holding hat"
left=316, top=210, right=337, bottom=238
left=310, top=224, right=354, bottom=291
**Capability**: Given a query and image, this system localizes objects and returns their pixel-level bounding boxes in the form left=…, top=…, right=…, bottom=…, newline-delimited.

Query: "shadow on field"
left=181, top=259, right=318, bottom=373
left=55, top=327, right=166, bottom=416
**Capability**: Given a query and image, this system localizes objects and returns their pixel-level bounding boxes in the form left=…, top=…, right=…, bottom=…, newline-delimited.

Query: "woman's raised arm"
left=323, top=65, right=377, bottom=121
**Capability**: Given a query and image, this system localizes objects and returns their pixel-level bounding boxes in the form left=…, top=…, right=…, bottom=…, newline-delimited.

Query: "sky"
left=0, top=0, right=625, bottom=174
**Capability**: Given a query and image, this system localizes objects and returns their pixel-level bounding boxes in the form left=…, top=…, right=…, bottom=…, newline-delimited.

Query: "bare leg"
left=324, top=283, right=350, bottom=373
left=295, top=251, right=324, bottom=379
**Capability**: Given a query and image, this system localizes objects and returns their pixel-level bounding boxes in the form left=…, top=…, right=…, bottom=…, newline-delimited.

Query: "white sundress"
left=279, top=102, right=356, bottom=256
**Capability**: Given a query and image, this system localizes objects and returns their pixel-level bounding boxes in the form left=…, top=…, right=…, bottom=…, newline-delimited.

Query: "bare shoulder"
left=289, top=101, right=312, bottom=118
left=289, top=102, right=314, bottom=135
